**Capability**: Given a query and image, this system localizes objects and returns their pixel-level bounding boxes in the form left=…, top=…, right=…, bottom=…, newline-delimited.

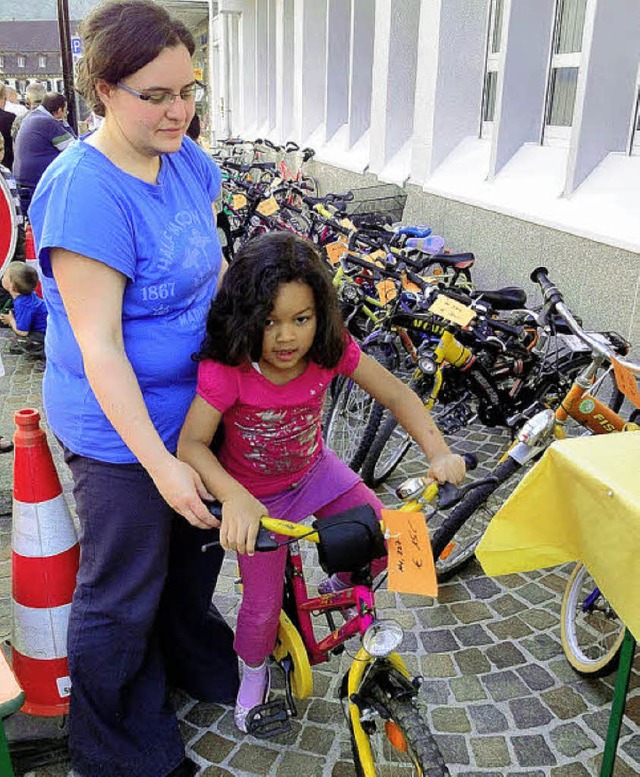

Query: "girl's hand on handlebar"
left=220, top=490, right=266, bottom=556
left=429, top=453, right=466, bottom=486
left=151, top=457, right=219, bottom=529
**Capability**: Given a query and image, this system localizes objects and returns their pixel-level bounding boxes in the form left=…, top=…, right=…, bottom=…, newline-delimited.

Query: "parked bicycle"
left=418, top=267, right=638, bottom=674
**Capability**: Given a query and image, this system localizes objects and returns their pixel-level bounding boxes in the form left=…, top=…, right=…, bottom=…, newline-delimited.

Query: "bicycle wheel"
left=323, top=341, right=398, bottom=470
left=429, top=456, right=523, bottom=580
left=560, top=562, right=625, bottom=676
left=349, top=671, right=448, bottom=776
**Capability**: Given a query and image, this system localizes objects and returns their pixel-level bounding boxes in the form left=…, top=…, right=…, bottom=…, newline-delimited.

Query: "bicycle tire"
left=429, top=456, right=523, bottom=580
left=323, top=341, right=398, bottom=470
left=361, top=375, right=433, bottom=488
left=349, top=674, right=448, bottom=777
left=559, top=562, right=625, bottom=677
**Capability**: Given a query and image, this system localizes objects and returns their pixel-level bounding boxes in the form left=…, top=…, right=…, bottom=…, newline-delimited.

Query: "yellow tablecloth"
left=476, top=432, right=640, bottom=640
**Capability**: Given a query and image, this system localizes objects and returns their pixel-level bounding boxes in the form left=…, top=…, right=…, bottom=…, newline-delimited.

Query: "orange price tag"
left=340, top=217, right=356, bottom=231
left=377, top=279, right=397, bottom=304
left=428, top=294, right=476, bottom=327
left=368, top=249, right=387, bottom=268
left=612, top=358, right=640, bottom=409
left=325, top=239, right=348, bottom=265
left=402, top=277, right=421, bottom=293
left=232, top=194, right=247, bottom=210
left=383, top=510, right=437, bottom=597
left=256, top=196, right=279, bottom=217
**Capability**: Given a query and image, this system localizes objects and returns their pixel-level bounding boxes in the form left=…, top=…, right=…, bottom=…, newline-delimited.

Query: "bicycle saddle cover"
left=471, top=286, right=527, bottom=310
left=313, top=505, right=386, bottom=575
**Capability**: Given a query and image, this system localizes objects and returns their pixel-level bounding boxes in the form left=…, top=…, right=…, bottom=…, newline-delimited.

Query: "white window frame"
left=480, top=0, right=504, bottom=140
left=630, top=84, right=640, bottom=156
left=38, top=54, right=46, bottom=68
left=17, top=55, right=26, bottom=68
left=543, top=0, right=587, bottom=147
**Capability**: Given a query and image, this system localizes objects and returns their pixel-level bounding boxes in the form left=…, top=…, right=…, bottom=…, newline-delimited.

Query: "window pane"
left=548, top=67, right=578, bottom=125
left=491, top=0, right=504, bottom=53
left=483, top=70, right=497, bottom=122
left=555, top=0, right=587, bottom=54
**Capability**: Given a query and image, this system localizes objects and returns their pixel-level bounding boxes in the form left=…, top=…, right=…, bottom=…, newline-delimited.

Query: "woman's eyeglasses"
left=116, top=81, right=201, bottom=107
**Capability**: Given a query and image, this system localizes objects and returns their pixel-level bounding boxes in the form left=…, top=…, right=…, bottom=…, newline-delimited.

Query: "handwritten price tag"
left=256, top=196, right=279, bottom=217
left=367, top=249, right=387, bottom=268
left=377, top=279, right=397, bottom=304
left=232, top=194, right=247, bottom=210
left=612, top=358, right=640, bottom=409
left=428, top=294, right=476, bottom=327
left=383, top=510, right=438, bottom=597
left=324, top=239, right=348, bottom=265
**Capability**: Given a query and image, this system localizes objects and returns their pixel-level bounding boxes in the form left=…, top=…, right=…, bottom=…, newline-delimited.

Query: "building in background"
left=0, top=20, right=78, bottom=97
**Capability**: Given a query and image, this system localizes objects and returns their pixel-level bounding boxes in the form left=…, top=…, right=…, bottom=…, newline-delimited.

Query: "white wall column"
left=565, top=0, right=640, bottom=194
left=410, top=0, right=488, bottom=185
left=489, top=0, right=555, bottom=177
left=369, top=0, right=420, bottom=183
left=292, top=0, right=328, bottom=145
left=325, top=0, right=351, bottom=142
left=274, top=0, right=295, bottom=141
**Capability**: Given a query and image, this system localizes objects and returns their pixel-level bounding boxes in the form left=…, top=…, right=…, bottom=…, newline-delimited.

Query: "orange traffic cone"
left=10, top=408, right=79, bottom=716
left=24, top=225, right=43, bottom=299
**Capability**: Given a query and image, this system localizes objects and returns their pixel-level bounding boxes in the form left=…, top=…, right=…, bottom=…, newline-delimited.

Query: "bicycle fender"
left=272, top=611, right=313, bottom=700
left=346, top=649, right=411, bottom=777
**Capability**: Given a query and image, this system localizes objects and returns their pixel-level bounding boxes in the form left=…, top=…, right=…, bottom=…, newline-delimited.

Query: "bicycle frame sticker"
left=383, top=509, right=437, bottom=597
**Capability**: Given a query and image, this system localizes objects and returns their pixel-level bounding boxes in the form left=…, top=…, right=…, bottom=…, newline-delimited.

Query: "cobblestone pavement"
left=0, top=329, right=638, bottom=777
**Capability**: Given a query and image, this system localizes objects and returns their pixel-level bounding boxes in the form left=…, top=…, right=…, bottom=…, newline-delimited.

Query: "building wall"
left=213, top=0, right=640, bottom=348
left=307, top=159, right=640, bottom=348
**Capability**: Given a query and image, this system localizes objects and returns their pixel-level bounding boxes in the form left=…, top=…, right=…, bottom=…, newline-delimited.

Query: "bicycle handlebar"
left=531, top=267, right=640, bottom=372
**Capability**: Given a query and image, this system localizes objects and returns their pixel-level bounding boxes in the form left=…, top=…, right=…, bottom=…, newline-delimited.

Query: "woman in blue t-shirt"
left=28, top=2, right=235, bottom=776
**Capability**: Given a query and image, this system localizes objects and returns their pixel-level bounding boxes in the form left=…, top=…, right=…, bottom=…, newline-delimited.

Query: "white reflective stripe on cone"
left=12, top=495, right=77, bottom=557
left=11, top=601, right=71, bottom=660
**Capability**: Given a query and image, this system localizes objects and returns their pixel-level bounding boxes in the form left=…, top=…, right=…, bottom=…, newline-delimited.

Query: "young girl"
left=178, top=232, right=465, bottom=732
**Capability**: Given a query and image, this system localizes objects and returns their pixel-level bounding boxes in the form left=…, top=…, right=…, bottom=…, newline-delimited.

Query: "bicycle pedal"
left=246, top=698, right=291, bottom=739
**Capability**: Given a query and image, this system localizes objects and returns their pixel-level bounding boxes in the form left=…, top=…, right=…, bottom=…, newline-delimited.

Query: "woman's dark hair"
left=198, top=233, right=346, bottom=368
left=76, top=0, right=195, bottom=117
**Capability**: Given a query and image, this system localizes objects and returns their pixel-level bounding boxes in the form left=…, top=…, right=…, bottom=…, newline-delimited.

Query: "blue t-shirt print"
left=13, top=291, right=48, bottom=334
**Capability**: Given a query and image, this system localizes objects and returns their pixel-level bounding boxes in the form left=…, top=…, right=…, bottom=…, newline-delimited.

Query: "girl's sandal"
left=0, top=436, right=14, bottom=454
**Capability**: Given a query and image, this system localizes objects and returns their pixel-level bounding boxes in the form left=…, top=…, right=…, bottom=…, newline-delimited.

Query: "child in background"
left=0, top=262, right=47, bottom=355
left=178, top=232, right=466, bottom=732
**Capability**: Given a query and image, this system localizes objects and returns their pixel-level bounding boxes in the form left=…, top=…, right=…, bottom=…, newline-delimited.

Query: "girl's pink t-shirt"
left=196, top=336, right=361, bottom=497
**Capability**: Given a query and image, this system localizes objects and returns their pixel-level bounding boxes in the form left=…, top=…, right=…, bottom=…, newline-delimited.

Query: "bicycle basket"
left=343, top=183, right=408, bottom=226
left=313, top=505, right=386, bottom=575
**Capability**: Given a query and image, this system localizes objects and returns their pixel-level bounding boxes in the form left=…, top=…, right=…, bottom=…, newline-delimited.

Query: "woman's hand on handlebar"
left=220, top=488, right=266, bottom=556
left=428, top=453, right=467, bottom=486
left=150, top=456, right=219, bottom=530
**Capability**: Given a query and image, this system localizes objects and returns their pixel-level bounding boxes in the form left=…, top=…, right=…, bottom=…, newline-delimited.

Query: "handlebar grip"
left=206, top=502, right=279, bottom=552
left=461, top=452, right=478, bottom=471
left=530, top=266, right=564, bottom=307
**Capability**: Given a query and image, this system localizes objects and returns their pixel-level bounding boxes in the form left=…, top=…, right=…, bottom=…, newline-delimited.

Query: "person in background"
left=28, top=1, right=237, bottom=774
left=3, top=86, right=28, bottom=119
left=13, top=92, right=76, bottom=214
left=0, top=262, right=47, bottom=355
left=10, top=81, right=46, bottom=141
left=185, top=112, right=200, bottom=143
left=0, top=84, right=16, bottom=169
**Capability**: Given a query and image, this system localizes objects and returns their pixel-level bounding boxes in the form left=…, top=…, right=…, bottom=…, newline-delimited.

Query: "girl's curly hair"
left=198, top=232, right=346, bottom=368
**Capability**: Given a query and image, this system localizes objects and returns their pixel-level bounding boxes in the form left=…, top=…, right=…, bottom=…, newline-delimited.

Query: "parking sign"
left=71, top=36, right=83, bottom=62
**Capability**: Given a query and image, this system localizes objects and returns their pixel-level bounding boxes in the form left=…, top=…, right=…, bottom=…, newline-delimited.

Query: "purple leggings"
left=235, top=482, right=387, bottom=664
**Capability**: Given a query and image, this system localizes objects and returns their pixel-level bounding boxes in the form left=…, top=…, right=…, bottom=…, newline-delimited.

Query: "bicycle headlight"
left=362, top=620, right=403, bottom=657
left=418, top=355, right=437, bottom=375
